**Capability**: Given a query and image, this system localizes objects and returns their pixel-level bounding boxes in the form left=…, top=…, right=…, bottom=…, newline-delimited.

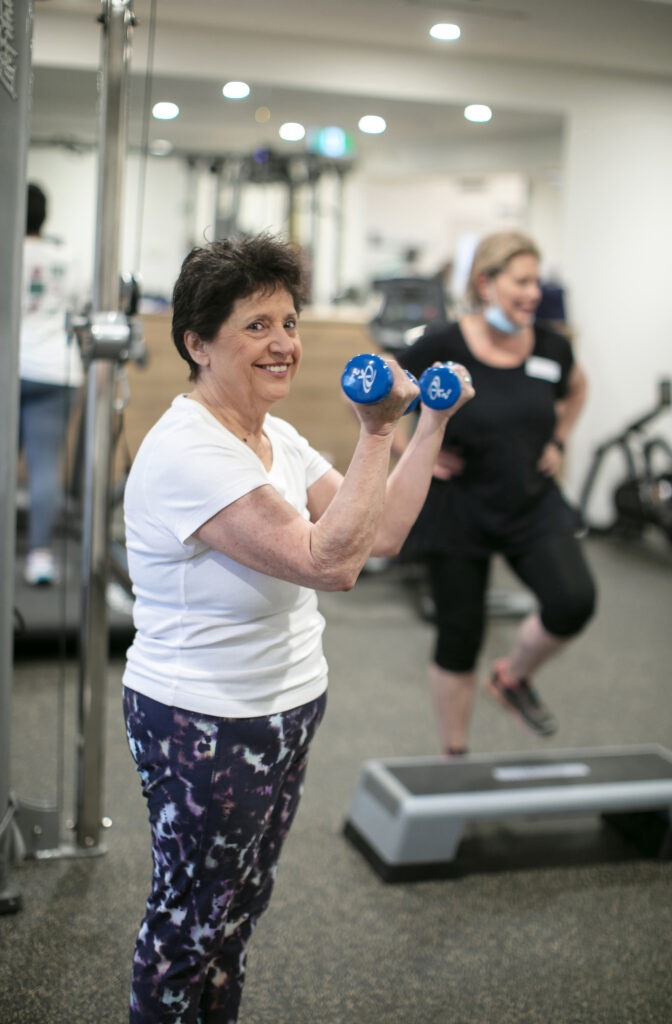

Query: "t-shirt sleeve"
left=559, top=336, right=575, bottom=399
left=304, top=446, right=333, bottom=487
left=541, top=330, right=575, bottom=399
left=141, top=429, right=269, bottom=545
left=266, top=414, right=333, bottom=487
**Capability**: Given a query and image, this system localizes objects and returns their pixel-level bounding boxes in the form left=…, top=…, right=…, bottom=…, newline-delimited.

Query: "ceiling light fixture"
left=222, top=81, right=250, bottom=99
left=429, top=23, right=461, bottom=41
left=358, top=115, right=386, bottom=135
left=150, top=139, right=173, bottom=156
left=279, top=122, right=306, bottom=142
left=464, top=104, right=492, bottom=123
left=152, top=101, right=179, bottom=120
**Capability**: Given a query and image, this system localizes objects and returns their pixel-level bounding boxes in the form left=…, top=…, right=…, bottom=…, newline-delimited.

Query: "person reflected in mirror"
left=19, top=183, right=84, bottom=585
left=122, top=233, right=474, bottom=1023
left=396, top=230, right=597, bottom=756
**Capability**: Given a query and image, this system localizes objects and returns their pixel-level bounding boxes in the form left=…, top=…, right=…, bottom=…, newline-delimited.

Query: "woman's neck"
left=460, top=312, right=535, bottom=367
left=189, top=383, right=266, bottom=446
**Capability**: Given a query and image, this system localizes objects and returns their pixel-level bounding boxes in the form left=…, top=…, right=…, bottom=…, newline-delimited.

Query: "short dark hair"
left=171, top=233, right=307, bottom=381
left=27, top=183, right=47, bottom=235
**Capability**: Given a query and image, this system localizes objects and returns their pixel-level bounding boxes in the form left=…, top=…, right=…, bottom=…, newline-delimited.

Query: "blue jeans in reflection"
left=19, top=379, right=78, bottom=551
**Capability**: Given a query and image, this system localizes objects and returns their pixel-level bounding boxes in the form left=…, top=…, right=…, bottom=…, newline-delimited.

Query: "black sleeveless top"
left=397, top=321, right=580, bottom=557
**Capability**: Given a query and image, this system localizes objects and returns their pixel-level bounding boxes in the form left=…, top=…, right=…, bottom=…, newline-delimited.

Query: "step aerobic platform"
left=343, top=745, right=672, bottom=881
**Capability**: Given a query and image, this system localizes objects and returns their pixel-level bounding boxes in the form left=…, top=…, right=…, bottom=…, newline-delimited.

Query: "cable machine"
left=213, top=150, right=353, bottom=304
left=1, top=0, right=141, bottom=906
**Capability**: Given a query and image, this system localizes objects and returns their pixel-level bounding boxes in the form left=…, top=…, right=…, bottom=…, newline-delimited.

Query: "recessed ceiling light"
left=358, top=115, right=386, bottom=135
left=222, top=81, right=250, bottom=99
left=255, top=106, right=271, bottom=124
left=464, top=104, right=492, bottom=123
left=279, top=122, right=305, bottom=142
left=429, top=23, right=461, bottom=41
left=150, top=139, right=173, bottom=156
left=152, top=101, right=179, bottom=120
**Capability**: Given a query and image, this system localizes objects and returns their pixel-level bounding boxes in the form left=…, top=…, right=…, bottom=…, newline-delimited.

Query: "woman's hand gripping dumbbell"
left=341, top=353, right=474, bottom=414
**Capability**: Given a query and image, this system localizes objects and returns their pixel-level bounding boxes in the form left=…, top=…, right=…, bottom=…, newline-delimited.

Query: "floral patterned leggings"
left=123, top=687, right=327, bottom=1024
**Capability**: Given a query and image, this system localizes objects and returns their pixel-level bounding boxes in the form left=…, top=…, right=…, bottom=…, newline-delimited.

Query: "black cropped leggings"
left=427, top=531, right=597, bottom=673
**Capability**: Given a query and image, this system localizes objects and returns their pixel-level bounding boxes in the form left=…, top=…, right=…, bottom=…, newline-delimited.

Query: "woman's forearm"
left=554, top=364, right=588, bottom=444
left=308, top=426, right=395, bottom=588
left=371, top=406, right=449, bottom=556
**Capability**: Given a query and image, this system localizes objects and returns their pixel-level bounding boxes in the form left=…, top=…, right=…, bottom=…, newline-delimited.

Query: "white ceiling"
left=29, top=0, right=672, bottom=163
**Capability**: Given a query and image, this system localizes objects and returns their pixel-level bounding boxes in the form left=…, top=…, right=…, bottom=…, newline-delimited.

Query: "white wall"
left=121, top=153, right=192, bottom=299
left=561, top=80, right=672, bottom=516
left=26, top=147, right=98, bottom=300
left=27, top=147, right=207, bottom=305
left=353, top=171, right=532, bottom=287
left=27, top=147, right=174, bottom=298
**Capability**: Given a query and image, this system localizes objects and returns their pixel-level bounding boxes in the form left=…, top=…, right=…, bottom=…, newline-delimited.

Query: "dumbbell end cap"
left=341, top=354, right=394, bottom=404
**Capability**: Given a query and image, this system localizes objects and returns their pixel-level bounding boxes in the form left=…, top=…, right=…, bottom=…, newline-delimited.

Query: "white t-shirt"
left=123, top=395, right=333, bottom=717
left=20, top=235, right=84, bottom=387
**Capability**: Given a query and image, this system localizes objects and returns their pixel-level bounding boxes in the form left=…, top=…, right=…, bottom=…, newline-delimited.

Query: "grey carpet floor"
left=2, top=534, right=671, bottom=1023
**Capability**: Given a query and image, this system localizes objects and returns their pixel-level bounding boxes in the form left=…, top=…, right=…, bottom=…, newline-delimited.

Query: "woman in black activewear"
left=397, top=230, right=596, bottom=754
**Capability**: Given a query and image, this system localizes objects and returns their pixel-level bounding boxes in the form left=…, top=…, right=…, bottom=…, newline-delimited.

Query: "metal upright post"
left=332, top=167, right=346, bottom=301
left=75, top=0, right=135, bottom=851
left=0, top=0, right=33, bottom=914
left=308, top=164, right=320, bottom=306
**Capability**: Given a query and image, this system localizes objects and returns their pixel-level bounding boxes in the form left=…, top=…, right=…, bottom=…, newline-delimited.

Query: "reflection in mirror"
left=27, top=64, right=565, bottom=310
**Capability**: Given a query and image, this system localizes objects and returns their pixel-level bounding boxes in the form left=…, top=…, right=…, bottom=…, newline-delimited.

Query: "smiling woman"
left=396, top=229, right=597, bottom=757
left=120, top=231, right=474, bottom=1022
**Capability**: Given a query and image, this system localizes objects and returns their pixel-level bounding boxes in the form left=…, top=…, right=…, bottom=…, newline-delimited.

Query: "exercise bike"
left=579, top=378, right=672, bottom=545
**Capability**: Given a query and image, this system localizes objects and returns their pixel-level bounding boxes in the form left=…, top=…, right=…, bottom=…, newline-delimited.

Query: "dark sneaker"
left=489, top=672, right=558, bottom=737
left=442, top=747, right=469, bottom=760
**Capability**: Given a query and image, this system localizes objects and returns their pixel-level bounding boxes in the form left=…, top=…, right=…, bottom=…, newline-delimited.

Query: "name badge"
left=525, top=355, right=561, bottom=383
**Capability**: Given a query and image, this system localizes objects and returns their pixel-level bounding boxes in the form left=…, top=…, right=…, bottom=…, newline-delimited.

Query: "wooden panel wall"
left=120, top=311, right=377, bottom=475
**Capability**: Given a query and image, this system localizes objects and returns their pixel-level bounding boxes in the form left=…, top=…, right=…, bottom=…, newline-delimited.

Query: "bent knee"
left=541, top=581, right=597, bottom=638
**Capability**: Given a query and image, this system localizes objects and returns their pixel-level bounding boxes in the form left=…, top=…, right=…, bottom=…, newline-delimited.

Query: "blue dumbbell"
left=341, top=354, right=420, bottom=414
left=418, top=362, right=463, bottom=410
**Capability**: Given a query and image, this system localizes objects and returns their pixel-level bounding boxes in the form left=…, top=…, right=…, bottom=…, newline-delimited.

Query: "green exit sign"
left=307, top=126, right=355, bottom=159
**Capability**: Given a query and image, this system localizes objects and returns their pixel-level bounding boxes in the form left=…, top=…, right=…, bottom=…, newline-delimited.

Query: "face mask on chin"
left=483, top=302, right=531, bottom=335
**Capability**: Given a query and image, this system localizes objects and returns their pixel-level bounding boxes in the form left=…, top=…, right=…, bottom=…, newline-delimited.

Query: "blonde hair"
left=465, top=231, right=541, bottom=308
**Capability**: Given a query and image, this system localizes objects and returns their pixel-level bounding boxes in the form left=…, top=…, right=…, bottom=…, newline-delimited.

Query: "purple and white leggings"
left=123, top=686, right=326, bottom=1024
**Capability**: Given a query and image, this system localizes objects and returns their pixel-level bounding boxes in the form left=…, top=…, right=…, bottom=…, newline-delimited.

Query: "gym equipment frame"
left=1, top=2, right=140, bottom=913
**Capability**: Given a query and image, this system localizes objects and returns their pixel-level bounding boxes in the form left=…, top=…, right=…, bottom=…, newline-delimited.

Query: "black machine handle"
left=625, top=377, right=671, bottom=434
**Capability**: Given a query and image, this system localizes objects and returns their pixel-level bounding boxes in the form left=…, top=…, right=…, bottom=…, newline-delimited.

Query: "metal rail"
left=75, top=0, right=136, bottom=851
left=0, top=0, right=33, bottom=915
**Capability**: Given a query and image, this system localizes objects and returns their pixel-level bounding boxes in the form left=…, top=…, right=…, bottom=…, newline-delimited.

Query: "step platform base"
left=343, top=746, right=672, bottom=881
